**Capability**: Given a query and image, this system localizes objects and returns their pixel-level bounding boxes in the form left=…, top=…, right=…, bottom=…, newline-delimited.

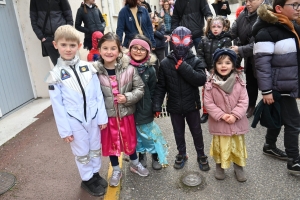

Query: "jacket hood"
left=91, top=31, right=103, bottom=49
left=253, top=4, right=300, bottom=36
left=93, top=54, right=131, bottom=73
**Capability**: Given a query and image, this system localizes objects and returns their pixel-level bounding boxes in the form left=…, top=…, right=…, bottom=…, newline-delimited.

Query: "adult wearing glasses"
left=230, top=0, right=267, bottom=119
left=116, top=0, right=156, bottom=49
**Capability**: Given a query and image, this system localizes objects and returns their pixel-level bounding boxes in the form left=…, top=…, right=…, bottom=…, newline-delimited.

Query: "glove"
left=154, top=112, right=161, bottom=118
left=175, top=59, right=183, bottom=70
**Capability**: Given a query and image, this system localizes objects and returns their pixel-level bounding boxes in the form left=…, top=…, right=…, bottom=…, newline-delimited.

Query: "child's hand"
left=222, top=114, right=230, bottom=122
left=63, top=135, right=74, bottom=143
left=116, top=94, right=127, bottom=103
left=99, top=124, right=107, bottom=130
left=226, top=115, right=237, bottom=124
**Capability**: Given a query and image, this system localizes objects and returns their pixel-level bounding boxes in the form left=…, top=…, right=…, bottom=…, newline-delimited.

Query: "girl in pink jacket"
left=204, top=48, right=249, bottom=182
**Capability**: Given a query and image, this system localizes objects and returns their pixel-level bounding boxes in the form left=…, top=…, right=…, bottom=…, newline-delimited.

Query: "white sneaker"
left=130, top=162, right=149, bottom=177
left=109, top=170, right=122, bottom=187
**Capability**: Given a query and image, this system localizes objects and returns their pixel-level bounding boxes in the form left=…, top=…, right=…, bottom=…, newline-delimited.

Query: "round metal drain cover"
left=0, top=172, right=16, bottom=195
left=181, top=171, right=202, bottom=187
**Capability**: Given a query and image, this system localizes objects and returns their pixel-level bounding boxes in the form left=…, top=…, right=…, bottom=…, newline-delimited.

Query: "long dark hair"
left=125, top=0, right=138, bottom=7
left=97, top=32, right=123, bottom=63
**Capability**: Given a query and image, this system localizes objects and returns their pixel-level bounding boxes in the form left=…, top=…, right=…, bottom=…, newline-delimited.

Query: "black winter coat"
left=171, top=0, right=213, bottom=39
left=211, top=1, right=231, bottom=17
left=75, top=4, right=106, bottom=50
left=229, top=7, right=258, bottom=71
left=30, top=0, right=73, bottom=40
left=154, top=24, right=166, bottom=49
left=153, top=51, right=206, bottom=114
left=197, top=31, right=232, bottom=71
left=134, top=65, right=157, bottom=125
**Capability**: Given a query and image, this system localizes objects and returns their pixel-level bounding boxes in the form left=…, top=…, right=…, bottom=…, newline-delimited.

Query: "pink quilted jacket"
left=204, top=74, right=249, bottom=136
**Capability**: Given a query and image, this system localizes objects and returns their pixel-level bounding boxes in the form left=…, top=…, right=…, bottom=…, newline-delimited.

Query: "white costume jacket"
left=46, top=56, right=108, bottom=138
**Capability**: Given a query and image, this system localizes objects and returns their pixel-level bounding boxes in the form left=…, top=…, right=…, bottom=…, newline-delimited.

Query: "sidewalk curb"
left=104, top=153, right=123, bottom=200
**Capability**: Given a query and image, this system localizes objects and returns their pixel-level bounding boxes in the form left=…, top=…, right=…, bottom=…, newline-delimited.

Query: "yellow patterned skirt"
left=210, top=135, right=247, bottom=169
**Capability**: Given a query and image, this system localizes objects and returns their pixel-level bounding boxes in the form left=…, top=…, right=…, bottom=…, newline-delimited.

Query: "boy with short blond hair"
left=252, top=0, right=300, bottom=175
left=46, top=25, right=108, bottom=195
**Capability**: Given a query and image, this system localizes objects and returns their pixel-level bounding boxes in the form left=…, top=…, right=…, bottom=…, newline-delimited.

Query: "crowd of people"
left=30, top=0, right=300, bottom=197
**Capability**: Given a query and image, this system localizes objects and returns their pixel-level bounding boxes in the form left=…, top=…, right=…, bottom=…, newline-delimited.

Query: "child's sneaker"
left=81, top=176, right=105, bottom=196
left=109, top=170, right=122, bottom=187
left=93, top=172, right=108, bottom=188
left=287, top=157, right=300, bottom=175
left=130, top=162, right=149, bottom=176
left=173, top=154, right=188, bottom=169
left=197, top=155, right=210, bottom=171
left=139, top=152, right=147, bottom=167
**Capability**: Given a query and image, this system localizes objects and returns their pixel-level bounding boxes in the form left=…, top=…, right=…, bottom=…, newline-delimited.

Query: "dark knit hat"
left=213, top=48, right=237, bottom=66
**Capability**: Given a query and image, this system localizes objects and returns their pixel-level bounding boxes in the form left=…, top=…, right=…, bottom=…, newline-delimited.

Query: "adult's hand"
left=42, top=38, right=46, bottom=42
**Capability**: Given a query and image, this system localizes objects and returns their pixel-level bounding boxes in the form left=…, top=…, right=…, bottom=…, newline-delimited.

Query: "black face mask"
left=170, top=26, right=193, bottom=59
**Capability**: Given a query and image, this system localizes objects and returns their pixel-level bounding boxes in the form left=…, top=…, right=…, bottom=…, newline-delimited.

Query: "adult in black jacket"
left=171, top=0, right=213, bottom=49
left=211, top=0, right=231, bottom=18
left=139, top=0, right=152, bottom=13
left=30, top=0, right=73, bottom=65
left=229, top=0, right=264, bottom=118
left=75, top=0, right=106, bottom=50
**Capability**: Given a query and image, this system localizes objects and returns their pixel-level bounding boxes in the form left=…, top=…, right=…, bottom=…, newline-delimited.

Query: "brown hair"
left=272, top=0, right=287, bottom=12
left=204, top=16, right=230, bottom=36
left=97, top=32, right=123, bottom=63
left=83, top=0, right=99, bottom=14
left=125, top=0, right=138, bottom=7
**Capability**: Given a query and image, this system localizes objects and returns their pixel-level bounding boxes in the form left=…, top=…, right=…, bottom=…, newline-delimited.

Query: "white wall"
left=13, top=0, right=103, bottom=98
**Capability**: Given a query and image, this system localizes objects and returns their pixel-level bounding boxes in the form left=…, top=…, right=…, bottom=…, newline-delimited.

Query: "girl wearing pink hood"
left=204, top=48, right=249, bottom=182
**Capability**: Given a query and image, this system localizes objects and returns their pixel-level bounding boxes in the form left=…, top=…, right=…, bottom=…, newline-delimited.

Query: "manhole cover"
left=0, top=172, right=16, bottom=195
left=181, top=171, right=202, bottom=187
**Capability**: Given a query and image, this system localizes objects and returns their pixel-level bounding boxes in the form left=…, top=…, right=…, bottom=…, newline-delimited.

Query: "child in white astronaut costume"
left=46, top=25, right=108, bottom=196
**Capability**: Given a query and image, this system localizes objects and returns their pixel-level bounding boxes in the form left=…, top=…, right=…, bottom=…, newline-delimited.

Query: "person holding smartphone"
left=211, top=0, right=231, bottom=18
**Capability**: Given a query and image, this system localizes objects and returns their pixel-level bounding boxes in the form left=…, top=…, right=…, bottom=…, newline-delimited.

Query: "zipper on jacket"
left=70, top=65, right=87, bottom=122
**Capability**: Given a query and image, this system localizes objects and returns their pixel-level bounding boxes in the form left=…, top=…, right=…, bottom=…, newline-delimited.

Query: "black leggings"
left=109, top=151, right=138, bottom=166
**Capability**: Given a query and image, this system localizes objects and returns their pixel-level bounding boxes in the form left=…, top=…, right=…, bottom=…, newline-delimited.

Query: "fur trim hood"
left=253, top=4, right=300, bottom=35
left=257, top=4, right=300, bottom=25
left=92, top=54, right=131, bottom=74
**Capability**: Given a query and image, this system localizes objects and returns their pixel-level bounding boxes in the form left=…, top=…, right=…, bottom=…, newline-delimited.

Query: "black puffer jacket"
left=75, top=3, right=106, bottom=50
left=197, top=31, right=232, bottom=71
left=229, top=6, right=258, bottom=71
left=30, top=0, right=73, bottom=40
left=153, top=51, right=206, bottom=114
left=171, top=0, right=213, bottom=39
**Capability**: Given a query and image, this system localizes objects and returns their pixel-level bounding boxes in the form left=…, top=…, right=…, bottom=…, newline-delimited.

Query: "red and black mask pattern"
left=170, top=26, right=193, bottom=60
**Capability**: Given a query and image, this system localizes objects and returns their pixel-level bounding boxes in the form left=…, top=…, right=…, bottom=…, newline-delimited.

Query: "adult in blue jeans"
left=171, top=0, right=212, bottom=49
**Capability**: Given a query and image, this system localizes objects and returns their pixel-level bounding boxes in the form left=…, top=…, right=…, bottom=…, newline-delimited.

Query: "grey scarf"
left=212, top=72, right=236, bottom=94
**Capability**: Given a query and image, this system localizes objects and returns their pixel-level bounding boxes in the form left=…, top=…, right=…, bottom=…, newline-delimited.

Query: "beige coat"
left=94, top=55, right=144, bottom=118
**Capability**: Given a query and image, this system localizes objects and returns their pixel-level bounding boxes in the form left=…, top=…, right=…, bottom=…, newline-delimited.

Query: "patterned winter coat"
left=94, top=55, right=145, bottom=118
left=252, top=4, right=300, bottom=97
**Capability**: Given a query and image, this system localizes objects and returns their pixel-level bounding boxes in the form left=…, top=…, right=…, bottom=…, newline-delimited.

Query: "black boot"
left=93, top=172, right=108, bottom=188
left=81, top=176, right=105, bottom=196
left=200, top=113, right=209, bottom=123
left=152, top=153, right=162, bottom=170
